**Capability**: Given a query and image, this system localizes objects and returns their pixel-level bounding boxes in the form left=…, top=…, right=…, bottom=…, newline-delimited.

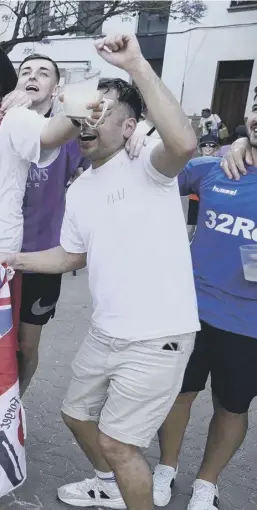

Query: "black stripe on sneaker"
left=100, top=491, right=110, bottom=500
left=213, top=495, right=219, bottom=508
left=170, top=478, right=175, bottom=489
left=88, top=490, right=95, bottom=499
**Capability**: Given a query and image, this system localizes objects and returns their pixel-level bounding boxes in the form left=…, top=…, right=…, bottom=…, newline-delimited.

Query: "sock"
left=155, top=463, right=178, bottom=480
left=158, top=463, right=177, bottom=473
left=95, top=469, right=120, bottom=493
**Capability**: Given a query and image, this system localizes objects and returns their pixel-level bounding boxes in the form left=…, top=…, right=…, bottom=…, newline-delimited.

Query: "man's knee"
left=175, top=391, right=198, bottom=407
left=214, top=405, right=248, bottom=422
left=98, top=431, right=136, bottom=464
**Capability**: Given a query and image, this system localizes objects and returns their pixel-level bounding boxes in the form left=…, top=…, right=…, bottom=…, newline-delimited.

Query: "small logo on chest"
left=212, top=185, right=237, bottom=196
left=107, top=188, right=125, bottom=205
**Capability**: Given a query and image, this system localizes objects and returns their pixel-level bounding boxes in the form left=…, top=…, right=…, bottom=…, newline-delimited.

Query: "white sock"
left=158, top=463, right=177, bottom=472
left=95, top=469, right=120, bottom=493
left=155, top=463, right=178, bottom=478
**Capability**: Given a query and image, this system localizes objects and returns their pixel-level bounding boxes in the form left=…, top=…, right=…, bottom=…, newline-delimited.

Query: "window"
left=229, top=1, right=257, bottom=10
left=137, top=3, right=170, bottom=34
left=76, top=1, right=104, bottom=36
left=137, top=3, right=170, bottom=76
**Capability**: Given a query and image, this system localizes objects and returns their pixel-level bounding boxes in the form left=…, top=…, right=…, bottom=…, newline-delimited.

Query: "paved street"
left=2, top=268, right=257, bottom=510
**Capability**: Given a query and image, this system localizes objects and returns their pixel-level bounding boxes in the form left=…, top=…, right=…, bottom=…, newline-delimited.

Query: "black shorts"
left=20, top=273, right=62, bottom=326
left=181, top=321, right=257, bottom=414
left=187, top=199, right=199, bottom=226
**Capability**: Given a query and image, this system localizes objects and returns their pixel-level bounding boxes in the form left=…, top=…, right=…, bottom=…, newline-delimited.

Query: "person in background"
left=15, top=54, right=90, bottom=395
left=187, top=134, right=220, bottom=240
left=198, top=134, right=220, bottom=157
left=216, top=124, right=247, bottom=158
left=199, top=108, right=222, bottom=137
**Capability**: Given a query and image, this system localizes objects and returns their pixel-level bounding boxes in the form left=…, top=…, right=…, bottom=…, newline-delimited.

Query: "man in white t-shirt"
left=0, top=48, right=109, bottom=339
left=199, top=108, right=222, bottom=137
left=1, top=35, right=199, bottom=510
left=135, top=107, right=160, bottom=139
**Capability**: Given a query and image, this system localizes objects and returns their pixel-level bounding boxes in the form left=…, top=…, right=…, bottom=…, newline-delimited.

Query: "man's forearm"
left=128, top=59, right=196, bottom=157
left=41, top=114, right=80, bottom=150
left=9, top=246, right=86, bottom=274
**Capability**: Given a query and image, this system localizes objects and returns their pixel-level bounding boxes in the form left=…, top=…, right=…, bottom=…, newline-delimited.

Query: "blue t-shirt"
left=178, top=156, right=257, bottom=339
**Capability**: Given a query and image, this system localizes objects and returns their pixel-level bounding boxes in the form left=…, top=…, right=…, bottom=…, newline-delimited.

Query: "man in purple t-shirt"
left=16, top=54, right=88, bottom=395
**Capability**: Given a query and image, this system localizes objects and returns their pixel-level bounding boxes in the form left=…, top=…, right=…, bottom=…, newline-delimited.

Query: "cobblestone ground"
left=2, top=269, right=257, bottom=510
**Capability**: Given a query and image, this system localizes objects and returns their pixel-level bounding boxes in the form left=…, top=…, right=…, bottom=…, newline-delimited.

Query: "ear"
left=52, top=84, right=61, bottom=98
left=122, top=118, right=137, bottom=140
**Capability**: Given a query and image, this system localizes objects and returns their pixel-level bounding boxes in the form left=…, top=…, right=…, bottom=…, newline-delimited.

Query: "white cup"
left=63, top=68, right=107, bottom=128
left=240, top=244, right=257, bottom=282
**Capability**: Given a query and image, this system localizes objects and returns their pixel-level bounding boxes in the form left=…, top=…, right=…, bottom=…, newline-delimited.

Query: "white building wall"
left=162, top=0, right=257, bottom=116
left=2, top=12, right=138, bottom=83
left=1, top=0, right=256, bottom=115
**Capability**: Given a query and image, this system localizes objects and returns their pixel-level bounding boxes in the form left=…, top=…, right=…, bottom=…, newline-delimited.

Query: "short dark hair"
left=19, top=53, right=60, bottom=83
left=98, top=78, right=143, bottom=121
left=202, top=108, right=211, bottom=114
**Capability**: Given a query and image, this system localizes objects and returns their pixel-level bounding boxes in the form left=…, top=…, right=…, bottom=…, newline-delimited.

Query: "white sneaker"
left=57, top=476, right=126, bottom=508
left=153, top=464, right=178, bottom=507
left=188, top=479, right=219, bottom=510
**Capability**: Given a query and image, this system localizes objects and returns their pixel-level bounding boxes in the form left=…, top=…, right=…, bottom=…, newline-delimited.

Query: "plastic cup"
left=240, top=245, right=257, bottom=282
left=63, top=68, right=107, bottom=127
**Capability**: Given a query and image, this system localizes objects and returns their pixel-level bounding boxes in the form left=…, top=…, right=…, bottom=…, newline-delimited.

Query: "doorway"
left=212, top=60, right=254, bottom=140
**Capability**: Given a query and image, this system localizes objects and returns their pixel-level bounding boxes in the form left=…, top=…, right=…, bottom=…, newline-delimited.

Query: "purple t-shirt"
left=215, top=144, right=231, bottom=157
left=22, top=140, right=82, bottom=252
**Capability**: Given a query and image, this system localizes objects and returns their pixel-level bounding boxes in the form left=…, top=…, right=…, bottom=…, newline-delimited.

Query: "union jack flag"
left=0, top=264, right=26, bottom=497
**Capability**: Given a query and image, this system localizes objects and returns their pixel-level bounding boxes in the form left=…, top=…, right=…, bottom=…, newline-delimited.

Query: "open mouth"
left=26, top=85, right=39, bottom=92
left=79, top=131, right=97, bottom=142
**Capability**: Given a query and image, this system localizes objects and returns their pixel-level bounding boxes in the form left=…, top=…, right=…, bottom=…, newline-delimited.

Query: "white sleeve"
left=141, top=140, right=175, bottom=188
left=3, top=108, right=59, bottom=168
left=214, top=114, right=221, bottom=123
left=60, top=191, right=86, bottom=254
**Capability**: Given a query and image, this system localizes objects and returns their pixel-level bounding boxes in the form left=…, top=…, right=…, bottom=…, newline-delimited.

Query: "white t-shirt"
left=61, top=142, right=200, bottom=340
left=135, top=119, right=160, bottom=139
left=199, top=114, right=221, bottom=135
left=0, top=108, right=59, bottom=253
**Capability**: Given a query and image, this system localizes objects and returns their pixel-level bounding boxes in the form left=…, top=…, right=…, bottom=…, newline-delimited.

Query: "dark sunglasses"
left=200, top=143, right=217, bottom=148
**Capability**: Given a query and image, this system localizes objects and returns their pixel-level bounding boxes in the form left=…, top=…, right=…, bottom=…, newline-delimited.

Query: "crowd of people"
left=0, top=32, right=256, bottom=510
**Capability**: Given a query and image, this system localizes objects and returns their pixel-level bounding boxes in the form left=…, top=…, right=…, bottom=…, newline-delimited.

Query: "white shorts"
left=62, top=328, right=195, bottom=447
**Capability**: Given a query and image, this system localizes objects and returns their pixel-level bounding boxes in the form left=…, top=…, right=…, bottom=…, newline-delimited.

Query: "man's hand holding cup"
left=59, top=91, right=113, bottom=129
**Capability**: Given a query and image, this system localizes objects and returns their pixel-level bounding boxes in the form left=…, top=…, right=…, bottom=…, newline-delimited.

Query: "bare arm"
left=41, top=95, right=113, bottom=149
left=40, top=114, right=80, bottom=150
left=95, top=35, right=197, bottom=177
left=2, top=246, right=86, bottom=274
left=129, top=59, right=197, bottom=177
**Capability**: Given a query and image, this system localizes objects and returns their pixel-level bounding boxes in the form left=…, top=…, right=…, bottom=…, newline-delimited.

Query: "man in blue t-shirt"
left=153, top=101, right=257, bottom=510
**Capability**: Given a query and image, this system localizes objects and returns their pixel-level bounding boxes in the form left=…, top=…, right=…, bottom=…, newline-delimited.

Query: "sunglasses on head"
left=201, top=143, right=217, bottom=148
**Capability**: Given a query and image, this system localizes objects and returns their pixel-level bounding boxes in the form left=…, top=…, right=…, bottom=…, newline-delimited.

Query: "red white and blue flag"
left=0, top=264, right=26, bottom=497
